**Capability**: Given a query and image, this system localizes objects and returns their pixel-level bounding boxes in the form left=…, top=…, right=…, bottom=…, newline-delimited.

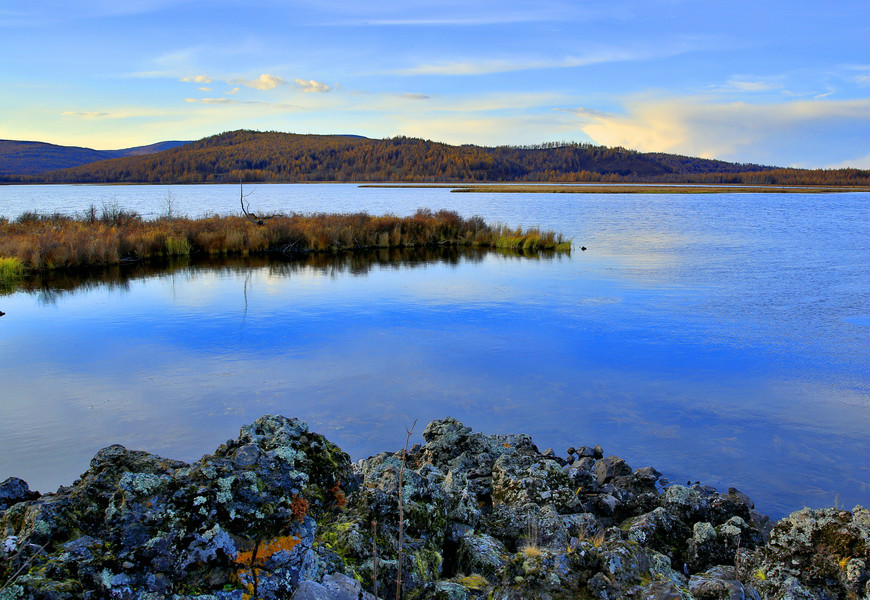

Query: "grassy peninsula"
left=0, top=208, right=570, bottom=282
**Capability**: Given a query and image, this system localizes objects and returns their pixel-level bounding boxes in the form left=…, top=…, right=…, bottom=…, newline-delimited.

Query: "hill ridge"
left=2, top=130, right=867, bottom=186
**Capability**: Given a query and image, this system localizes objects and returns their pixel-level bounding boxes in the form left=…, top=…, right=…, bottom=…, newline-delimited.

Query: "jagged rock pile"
left=1, top=416, right=867, bottom=600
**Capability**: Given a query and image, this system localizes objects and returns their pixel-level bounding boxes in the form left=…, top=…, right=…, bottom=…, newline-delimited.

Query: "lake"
left=1, top=183, right=868, bottom=519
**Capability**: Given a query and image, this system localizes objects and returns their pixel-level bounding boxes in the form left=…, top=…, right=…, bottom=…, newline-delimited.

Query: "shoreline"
left=1, top=415, right=866, bottom=599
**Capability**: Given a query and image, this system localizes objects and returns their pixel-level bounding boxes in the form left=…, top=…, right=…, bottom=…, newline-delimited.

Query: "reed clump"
left=494, top=226, right=572, bottom=252
left=0, top=208, right=570, bottom=274
left=0, top=256, right=25, bottom=289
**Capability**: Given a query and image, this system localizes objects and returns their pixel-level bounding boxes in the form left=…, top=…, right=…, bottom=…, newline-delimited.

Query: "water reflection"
left=1, top=191, right=867, bottom=521
left=10, top=246, right=568, bottom=304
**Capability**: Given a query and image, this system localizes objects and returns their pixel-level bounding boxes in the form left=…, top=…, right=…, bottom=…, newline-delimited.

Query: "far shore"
left=360, top=183, right=870, bottom=193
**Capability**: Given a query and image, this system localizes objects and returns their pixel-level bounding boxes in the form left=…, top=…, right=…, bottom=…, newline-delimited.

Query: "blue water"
left=0, top=184, right=868, bottom=519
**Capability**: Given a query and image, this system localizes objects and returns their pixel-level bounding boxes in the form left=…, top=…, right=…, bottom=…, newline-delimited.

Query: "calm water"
left=1, top=184, right=868, bottom=519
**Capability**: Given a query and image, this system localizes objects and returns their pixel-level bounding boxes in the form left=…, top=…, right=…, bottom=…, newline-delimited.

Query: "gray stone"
left=576, top=445, right=596, bottom=458
left=321, top=572, right=361, bottom=600
left=0, top=477, right=38, bottom=510
left=290, top=581, right=334, bottom=600
left=456, top=532, right=508, bottom=578
left=594, top=455, right=632, bottom=486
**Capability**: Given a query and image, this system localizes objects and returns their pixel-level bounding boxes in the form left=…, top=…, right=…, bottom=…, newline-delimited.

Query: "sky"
left=1, top=0, right=869, bottom=168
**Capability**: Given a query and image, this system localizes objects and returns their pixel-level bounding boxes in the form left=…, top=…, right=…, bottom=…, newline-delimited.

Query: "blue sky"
left=1, top=0, right=869, bottom=167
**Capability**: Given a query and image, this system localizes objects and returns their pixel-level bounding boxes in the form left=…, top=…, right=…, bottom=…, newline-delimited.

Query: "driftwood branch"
left=239, top=181, right=263, bottom=226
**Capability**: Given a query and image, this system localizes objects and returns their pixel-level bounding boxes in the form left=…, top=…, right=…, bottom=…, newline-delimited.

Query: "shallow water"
left=1, top=184, right=868, bottom=518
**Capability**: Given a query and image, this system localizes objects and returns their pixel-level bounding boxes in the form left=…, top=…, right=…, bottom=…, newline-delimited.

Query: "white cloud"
left=294, top=78, right=331, bottom=93
left=233, top=73, right=286, bottom=90
left=822, top=152, right=870, bottom=169
left=400, top=93, right=430, bottom=100
left=181, top=74, right=212, bottom=84
left=573, top=96, right=870, bottom=167
left=197, top=86, right=212, bottom=92
left=227, top=87, right=241, bottom=95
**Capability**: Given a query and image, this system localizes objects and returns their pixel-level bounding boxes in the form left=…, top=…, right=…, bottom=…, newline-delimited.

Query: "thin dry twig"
left=395, top=419, right=417, bottom=600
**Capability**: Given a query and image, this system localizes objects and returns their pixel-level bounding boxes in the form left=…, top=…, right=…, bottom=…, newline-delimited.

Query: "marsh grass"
left=0, top=209, right=570, bottom=274
left=364, top=183, right=868, bottom=194
left=0, top=256, right=25, bottom=290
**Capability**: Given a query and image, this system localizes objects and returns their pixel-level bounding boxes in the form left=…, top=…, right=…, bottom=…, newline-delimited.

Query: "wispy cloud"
left=233, top=73, right=286, bottom=90
left=400, top=93, right=430, bottom=100
left=183, top=97, right=300, bottom=110
left=294, top=78, right=331, bottom=93
left=393, top=41, right=707, bottom=76
left=60, top=107, right=169, bottom=120
left=61, top=111, right=109, bottom=119
left=716, top=76, right=781, bottom=93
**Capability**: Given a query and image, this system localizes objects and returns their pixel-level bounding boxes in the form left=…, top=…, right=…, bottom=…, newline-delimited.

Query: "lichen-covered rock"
left=491, top=453, right=580, bottom=513
left=738, top=506, right=870, bottom=599
left=0, top=415, right=863, bottom=600
left=0, top=477, right=39, bottom=511
left=620, top=506, right=691, bottom=565
left=456, top=532, right=508, bottom=579
left=688, top=566, right=759, bottom=600
left=0, top=415, right=353, bottom=600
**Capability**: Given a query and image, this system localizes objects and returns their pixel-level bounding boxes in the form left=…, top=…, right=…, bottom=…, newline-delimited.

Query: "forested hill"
left=3, top=130, right=867, bottom=186
left=0, top=139, right=190, bottom=175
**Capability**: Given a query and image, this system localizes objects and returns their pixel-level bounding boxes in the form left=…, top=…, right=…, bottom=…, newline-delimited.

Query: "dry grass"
left=0, top=209, right=570, bottom=273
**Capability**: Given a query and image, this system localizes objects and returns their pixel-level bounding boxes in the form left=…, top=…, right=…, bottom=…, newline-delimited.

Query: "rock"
left=594, top=455, right=632, bottom=486
left=621, top=507, right=691, bottom=563
left=738, top=506, right=870, bottom=599
left=0, top=477, right=39, bottom=510
left=321, top=572, right=363, bottom=600
left=491, top=453, right=581, bottom=513
left=291, top=580, right=337, bottom=600
left=1, top=415, right=861, bottom=600
left=689, top=565, right=757, bottom=600
left=575, top=446, right=596, bottom=458
left=456, top=532, right=508, bottom=579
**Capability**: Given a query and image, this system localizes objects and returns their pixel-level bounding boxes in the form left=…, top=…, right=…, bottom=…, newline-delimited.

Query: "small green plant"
left=165, top=236, right=191, bottom=256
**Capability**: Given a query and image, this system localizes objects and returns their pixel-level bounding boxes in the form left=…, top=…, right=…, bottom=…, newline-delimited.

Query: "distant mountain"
left=2, top=130, right=866, bottom=186
left=0, top=139, right=190, bottom=175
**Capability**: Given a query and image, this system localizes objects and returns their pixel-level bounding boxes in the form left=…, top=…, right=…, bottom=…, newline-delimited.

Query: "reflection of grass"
left=0, top=209, right=570, bottom=275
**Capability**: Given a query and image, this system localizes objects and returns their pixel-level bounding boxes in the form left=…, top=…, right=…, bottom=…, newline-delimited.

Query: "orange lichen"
left=234, top=535, right=303, bottom=600
left=233, top=535, right=302, bottom=566
left=290, top=493, right=310, bottom=523
left=330, top=482, right=348, bottom=508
